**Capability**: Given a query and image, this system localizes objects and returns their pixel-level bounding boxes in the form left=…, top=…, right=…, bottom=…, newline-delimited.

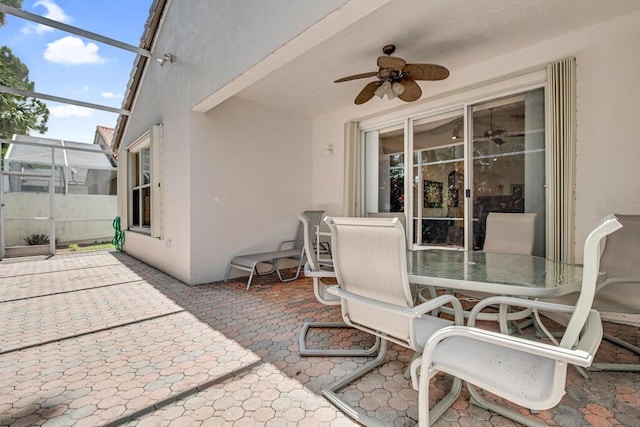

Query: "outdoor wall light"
left=157, top=52, right=175, bottom=67
left=323, top=145, right=334, bottom=157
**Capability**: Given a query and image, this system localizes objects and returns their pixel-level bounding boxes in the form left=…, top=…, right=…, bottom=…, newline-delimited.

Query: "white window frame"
left=125, top=125, right=163, bottom=237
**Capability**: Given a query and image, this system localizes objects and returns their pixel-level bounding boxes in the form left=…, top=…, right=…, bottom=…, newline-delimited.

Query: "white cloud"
left=44, top=36, right=106, bottom=65
left=21, top=0, right=71, bottom=35
left=49, top=105, right=93, bottom=118
left=101, top=92, right=123, bottom=100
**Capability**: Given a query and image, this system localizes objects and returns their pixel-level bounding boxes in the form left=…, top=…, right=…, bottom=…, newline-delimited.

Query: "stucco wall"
left=189, top=97, right=313, bottom=284
left=119, top=1, right=343, bottom=283
left=311, top=10, right=640, bottom=262
left=122, top=0, right=346, bottom=144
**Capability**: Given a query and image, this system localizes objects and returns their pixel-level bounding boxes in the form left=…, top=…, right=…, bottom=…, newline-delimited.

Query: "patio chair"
left=297, top=212, right=381, bottom=357
left=366, top=211, right=407, bottom=231
left=322, top=216, right=464, bottom=426
left=421, top=212, right=538, bottom=325
left=411, top=214, right=620, bottom=426
left=482, top=212, right=538, bottom=255
left=225, top=210, right=324, bottom=290
left=540, top=213, right=640, bottom=371
left=470, top=212, right=538, bottom=323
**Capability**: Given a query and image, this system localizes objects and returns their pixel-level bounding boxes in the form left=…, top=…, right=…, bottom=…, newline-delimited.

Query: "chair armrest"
left=304, top=262, right=336, bottom=278
left=426, top=324, right=596, bottom=367
left=410, top=318, right=598, bottom=390
left=278, top=239, right=296, bottom=250
left=327, top=287, right=464, bottom=324
left=467, top=295, right=576, bottom=327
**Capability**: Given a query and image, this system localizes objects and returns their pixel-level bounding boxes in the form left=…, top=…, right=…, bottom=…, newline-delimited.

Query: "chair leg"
left=225, top=263, right=259, bottom=290
left=275, top=249, right=305, bottom=283
left=322, top=339, right=389, bottom=426
left=467, top=383, right=547, bottom=427
left=245, top=266, right=256, bottom=291
left=299, top=321, right=381, bottom=357
left=224, top=264, right=232, bottom=283
left=274, top=257, right=303, bottom=282
left=417, top=376, right=462, bottom=427
left=589, top=334, right=640, bottom=372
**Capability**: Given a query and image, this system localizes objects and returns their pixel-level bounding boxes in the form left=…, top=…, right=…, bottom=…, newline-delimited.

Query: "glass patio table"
left=407, top=249, right=587, bottom=298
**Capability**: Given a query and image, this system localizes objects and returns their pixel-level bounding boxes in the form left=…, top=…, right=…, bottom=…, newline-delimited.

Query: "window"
left=126, top=125, right=162, bottom=237
left=131, top=146, right=151, bottom=229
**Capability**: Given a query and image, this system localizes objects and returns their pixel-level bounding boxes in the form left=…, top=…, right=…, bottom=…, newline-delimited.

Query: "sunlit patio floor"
left=0, top=250, right=639, bottom=426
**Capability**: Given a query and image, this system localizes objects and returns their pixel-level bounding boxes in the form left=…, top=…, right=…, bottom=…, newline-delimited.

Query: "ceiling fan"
left=479, top=108, right=507, bottom=145
left=334, top=44, right=449, bottom=105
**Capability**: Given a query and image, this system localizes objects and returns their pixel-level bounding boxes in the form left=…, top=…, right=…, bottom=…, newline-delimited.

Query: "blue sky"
left=1, top=0, right=153, bottom=143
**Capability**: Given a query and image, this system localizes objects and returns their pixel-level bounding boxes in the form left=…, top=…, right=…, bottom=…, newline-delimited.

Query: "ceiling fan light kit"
left=374, top=80, right=405, bottom=99
left=334, top=44, right=449, bottom=105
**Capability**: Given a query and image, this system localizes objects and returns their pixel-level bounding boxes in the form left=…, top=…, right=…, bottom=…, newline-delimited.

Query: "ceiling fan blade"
left=334, top=71, right=378, bottom=83
left=377, top=55, right=406, bottom=70
left=354, top=81, right=379, bottom=105
left=403, top=63, right=449, bottom=80
left=398, top=79, right=422, bottom=102
left=484, top=128, right=506, bottom=138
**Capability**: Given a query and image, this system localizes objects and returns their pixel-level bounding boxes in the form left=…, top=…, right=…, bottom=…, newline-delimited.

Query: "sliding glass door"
left=362, top=87, right=545, bottom=254
left=411, top=111, right=465, bottom=249
left=470, top=89, right=545, bottom=256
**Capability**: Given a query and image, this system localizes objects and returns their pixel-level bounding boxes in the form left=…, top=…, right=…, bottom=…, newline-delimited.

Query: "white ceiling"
left=237, top=0, right=640, bottom=118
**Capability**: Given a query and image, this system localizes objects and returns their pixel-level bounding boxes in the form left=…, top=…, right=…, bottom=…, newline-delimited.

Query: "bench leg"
left=225, top=262, right=259, bottom=290
left=274, top=249, right=305, bottom=283
left=224, top=263, right=232, bottom=283
left=246, top=267, right=256, bottom=290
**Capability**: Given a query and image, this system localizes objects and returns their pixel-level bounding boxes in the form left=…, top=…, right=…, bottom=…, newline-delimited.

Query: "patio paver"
left=0, top=250, right=638, bottom=426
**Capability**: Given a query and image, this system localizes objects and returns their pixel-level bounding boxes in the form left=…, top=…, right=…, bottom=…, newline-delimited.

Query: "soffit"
left=236, top=0, right=640, bottom=118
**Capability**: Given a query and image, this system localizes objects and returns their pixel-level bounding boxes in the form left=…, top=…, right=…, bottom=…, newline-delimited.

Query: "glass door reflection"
left=411, top=111, right=465, bottom=249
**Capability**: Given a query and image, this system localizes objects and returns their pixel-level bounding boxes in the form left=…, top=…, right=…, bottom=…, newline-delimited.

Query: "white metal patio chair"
left=297, top=212, right=381, bottom=357
left=366, top=211, right=407, bottom=233
left=540, top=213, right=640, bottom=371
left=225, top=210, right=324, bottom=290
left=423, top=212, right=538, bottom=324
left=411, top=214, right=620, bottom=426
left=322, top=216, right=464, bottom=426
left=482, top=212, right=538, bottom=255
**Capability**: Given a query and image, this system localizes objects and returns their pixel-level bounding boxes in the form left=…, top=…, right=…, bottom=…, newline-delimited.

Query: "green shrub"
left=68, top=243, right=80, bottom=251
left=24, top=233, right=50, bottom=245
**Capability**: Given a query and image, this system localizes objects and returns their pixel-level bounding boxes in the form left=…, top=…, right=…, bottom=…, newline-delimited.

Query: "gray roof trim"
left=112, top=0, right=169, bottom=152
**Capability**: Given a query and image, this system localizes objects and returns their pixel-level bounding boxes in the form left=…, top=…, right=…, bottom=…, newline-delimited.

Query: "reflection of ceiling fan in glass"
left=481, top=108, right=506, bottom=145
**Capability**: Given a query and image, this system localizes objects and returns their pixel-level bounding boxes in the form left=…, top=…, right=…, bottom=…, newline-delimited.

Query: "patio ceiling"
left=236, top=0, right=640, bottom=117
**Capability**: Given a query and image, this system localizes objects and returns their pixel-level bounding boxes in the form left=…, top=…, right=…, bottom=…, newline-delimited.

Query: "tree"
left=1, top=0, right=48, bottom=140
left=0, top=0, right=22, bottom=28
left=0, top=46, right=49, bottom=139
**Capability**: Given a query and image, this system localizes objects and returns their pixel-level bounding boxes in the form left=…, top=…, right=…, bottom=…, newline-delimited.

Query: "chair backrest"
left=294, top=210, right=324, bottom=251
left=600, top=214, right=640, bottom=279
left=592, top=214, right=640, bottom=319
left=325, top=216, right=414, bottom=344
left=561, top=214, right=622, bottom=348
left=483, top=212, right=537, bottom=255
left=367, top=212, right=409, bottom=249
left=367, top=212, right=407, bottom=232
left=298, top=211, right=324, bottom=271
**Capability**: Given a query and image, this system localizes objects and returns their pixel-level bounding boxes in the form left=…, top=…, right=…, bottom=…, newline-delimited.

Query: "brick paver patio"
left=0, top=250, right=638, bottom=426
